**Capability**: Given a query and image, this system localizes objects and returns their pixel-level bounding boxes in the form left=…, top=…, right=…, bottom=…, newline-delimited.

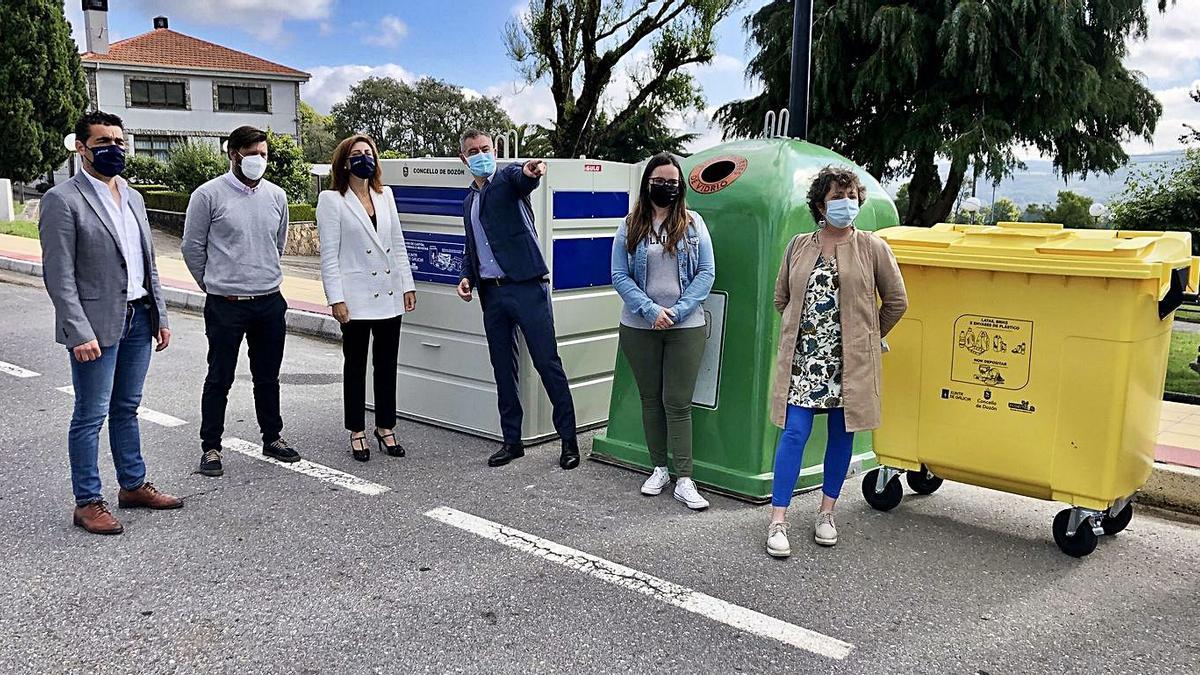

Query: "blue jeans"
left=770, top=405, right=856, bottom=507
left=67, top=302, right=153, bottom=505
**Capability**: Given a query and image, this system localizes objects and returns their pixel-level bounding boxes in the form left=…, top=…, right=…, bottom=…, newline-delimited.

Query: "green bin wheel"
left=861, top=469, right=903, bottom=511
left=1101, top=503, right=1133, bottom=536
left=1052, top=509, right=1098, bottom=558
left=905, top=468, right=944, bottom=495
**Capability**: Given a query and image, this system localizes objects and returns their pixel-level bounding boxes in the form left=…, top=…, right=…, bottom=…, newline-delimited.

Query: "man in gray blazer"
left=39, top=110, right=183, bottom=535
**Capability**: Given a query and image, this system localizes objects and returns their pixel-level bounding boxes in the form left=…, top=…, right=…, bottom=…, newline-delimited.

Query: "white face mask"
left=238, top=153, right=267, bottom=181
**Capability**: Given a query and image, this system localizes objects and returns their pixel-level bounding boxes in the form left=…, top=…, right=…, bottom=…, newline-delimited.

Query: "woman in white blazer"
left=317, top=134, right=417, bottom=462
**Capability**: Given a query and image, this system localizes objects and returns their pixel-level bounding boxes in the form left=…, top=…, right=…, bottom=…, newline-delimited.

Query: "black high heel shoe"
left=350, top=434, right=370, bottom=462
left=374, top=429, right=405, bottom=457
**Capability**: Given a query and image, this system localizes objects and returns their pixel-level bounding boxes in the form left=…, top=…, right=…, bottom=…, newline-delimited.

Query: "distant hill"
left=885, top=149, right=1187, bottom=208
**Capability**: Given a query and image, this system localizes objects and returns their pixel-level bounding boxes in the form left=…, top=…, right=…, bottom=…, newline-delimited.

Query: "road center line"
left=0, top=360, right=40, bottom=378
left=424, top=506, right=855, bottom=660
left=55, top=386, right=187, bottom=427
left=224, top=438, right=390, bottom=496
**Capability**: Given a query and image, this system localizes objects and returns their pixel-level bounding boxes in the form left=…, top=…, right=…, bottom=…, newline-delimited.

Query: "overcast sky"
left=67, top=0, right=1199, bottom=156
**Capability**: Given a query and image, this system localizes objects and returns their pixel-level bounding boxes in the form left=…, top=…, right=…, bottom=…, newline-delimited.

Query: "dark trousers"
left=340, top=315, right=402, bottom=432
left=200, top=293, right=287, bottom=450
left=479, top=279, right=576, bottom=444
left=618, top=325, right=706, bottom=477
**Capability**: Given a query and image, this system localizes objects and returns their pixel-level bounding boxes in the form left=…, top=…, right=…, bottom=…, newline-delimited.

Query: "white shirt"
left=224, top=170, right=259, bottom=195
left=83, top=170, right=147, bottom=301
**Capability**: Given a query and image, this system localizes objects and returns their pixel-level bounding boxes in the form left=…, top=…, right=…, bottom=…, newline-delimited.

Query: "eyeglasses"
left=649, top=179, right=681, bottom=188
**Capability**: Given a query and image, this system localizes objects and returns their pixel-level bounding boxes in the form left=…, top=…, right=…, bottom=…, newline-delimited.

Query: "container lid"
left=878, top=222, right=1198, bottom=294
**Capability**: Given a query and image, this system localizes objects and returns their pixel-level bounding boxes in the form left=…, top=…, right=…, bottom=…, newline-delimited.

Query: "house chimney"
left=153, top=16, right=169, bottom=30
left=82, top=0, right=110, bottom=55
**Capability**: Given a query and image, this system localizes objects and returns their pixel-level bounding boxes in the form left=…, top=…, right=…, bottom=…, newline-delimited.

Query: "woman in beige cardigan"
left=765, top=166, right=907, bottom=557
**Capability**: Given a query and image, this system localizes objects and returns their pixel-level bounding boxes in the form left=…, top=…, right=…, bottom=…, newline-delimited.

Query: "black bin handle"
left=1159, top=266, right=1189, bottom=320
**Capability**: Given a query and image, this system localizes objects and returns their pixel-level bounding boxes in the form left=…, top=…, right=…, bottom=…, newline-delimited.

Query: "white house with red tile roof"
left=79, top=5, right=309, bottom=161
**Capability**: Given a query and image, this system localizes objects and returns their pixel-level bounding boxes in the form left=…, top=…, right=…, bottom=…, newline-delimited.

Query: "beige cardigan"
left=771, top=229, right=908, bottom=432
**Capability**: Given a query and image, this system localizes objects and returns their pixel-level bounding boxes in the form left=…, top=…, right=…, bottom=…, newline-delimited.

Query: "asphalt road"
left=1, top=273, right=1198, bottom=674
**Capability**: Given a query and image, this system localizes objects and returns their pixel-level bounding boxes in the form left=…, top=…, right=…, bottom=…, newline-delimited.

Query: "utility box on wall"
left=369, top=157, right=637, bottom=443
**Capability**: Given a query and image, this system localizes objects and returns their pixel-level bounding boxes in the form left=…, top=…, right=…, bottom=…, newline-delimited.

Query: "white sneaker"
left=640, top=466, right=671, bottom=496
left=673, top=478, right=710, bottom=510
left=814, top=511, right=838, bottom=547
left=766, top=521, right=791, bottom=558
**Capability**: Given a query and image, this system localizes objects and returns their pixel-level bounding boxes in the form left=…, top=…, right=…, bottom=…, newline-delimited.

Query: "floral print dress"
left=787, top=255, right=843, bottom=409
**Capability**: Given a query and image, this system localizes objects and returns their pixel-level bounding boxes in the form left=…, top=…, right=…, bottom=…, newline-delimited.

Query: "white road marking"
left=55, top=386, right=187, bottom=427
left=0, top=360, right=40, bottom=378
left=224, top=438, right=390, bottom=496
left=425, top=506, right=855, bottom=660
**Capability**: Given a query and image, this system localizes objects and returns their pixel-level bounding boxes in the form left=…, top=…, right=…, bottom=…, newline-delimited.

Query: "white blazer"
left=316, top=186, right=417, bottom=321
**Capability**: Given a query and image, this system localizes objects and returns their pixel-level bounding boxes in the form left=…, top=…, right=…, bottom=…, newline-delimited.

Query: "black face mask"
left=648, top=183, right=680, bottom=208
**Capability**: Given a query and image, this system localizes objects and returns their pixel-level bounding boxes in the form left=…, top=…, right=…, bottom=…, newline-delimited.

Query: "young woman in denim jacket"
left=611, top=152, right=716, bottom=511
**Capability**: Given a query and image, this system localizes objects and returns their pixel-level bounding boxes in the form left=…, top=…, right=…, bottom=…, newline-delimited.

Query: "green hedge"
left=288, top=203, right=316, bottom=222
left=141, top=190, right=315, bottom=223
left=143, top=191, right=192, bottom=213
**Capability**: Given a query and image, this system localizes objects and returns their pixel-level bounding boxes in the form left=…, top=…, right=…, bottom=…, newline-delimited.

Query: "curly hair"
left=807, top=166, right=866, bottom=223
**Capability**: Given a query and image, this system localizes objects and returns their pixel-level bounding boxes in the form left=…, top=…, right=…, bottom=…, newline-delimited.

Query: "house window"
left=133, top=135, right=182, bottom=162
left=130, top=79, right=187, bottom=109
left=217, top=85, right=269, bottom=112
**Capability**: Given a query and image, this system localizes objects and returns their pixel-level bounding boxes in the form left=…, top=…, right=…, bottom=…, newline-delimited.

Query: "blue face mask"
left=349, top=154, right=376, bottom=180
left=825, top=197, right=859, bottom=229
left=88, top=144, right=126, bottom=178
left=467, top=152, right=496, bottom=178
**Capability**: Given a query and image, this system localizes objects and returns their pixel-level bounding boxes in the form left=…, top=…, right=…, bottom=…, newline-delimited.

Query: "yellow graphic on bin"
left=952, top=315, right=1032, bottom=390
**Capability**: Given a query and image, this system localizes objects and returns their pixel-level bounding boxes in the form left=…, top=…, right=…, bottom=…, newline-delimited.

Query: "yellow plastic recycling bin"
left=864, top=222, right=1198, bottom=557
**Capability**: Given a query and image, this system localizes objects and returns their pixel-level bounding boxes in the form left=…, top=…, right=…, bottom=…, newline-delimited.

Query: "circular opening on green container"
left=700, top=160, right=737, bottom=184
left=689, top=155, right=748, bottom=195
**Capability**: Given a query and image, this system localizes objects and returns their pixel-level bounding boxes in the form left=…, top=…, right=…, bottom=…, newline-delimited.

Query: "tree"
left=1111, top=148, right=1200, bottom=251
left=1044, top=191, right=1095, bottom=229
left=328, top=77, right=406, bottom=152
left=1021, top=203, right=1050, bottom=223
left=591, top=107, right=699, bottom=163
left=505, top=0, right=738, bottom=159
left=987, top=198, right=1021, bottom=224
left=166, top=142, right=226, bottom=194
left=331, top=77, right=512, bottom=158
left=893, top=183, right=909, bottom=219
left=0, top=0, right=89, bottom=182
left=1181, top=88, right=1200, bottom=146
left=716, top=0, right=1171, bottom=228
left=299, top=101, right=337, bottom=164
left=265, top=130, right=312, bottom=203
left=124, top=154, right=170, bottom=186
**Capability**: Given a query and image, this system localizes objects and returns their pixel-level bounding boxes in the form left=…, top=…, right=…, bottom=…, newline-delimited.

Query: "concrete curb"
left=1139, top=463, right=1200, bottom=517
left=1, top=254, right=341, bottom=342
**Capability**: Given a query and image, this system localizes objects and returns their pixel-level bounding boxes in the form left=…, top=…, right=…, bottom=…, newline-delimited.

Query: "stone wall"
left=286, top=222, right=320, bottom=256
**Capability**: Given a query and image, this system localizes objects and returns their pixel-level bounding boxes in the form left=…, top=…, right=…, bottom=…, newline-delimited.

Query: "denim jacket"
left=610, top=210, right=716, bottom=324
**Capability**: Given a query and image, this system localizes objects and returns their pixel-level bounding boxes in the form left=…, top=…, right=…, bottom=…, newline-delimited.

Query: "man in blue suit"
left=456, top=129, right=579, bottom=470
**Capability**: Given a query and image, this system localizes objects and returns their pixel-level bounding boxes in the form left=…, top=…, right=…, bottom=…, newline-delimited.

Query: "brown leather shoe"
left=73, top=502, right=124, bottom=535
left=117, top=482, right=184, bottom=510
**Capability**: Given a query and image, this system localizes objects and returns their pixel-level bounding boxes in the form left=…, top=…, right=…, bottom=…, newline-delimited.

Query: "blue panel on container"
left=404, top=231, right=467, bottom=285
left=552, top=191, right=629, bottom=219
left=553, top=237, right=614, bottom=290
left=390, top=185, right=470, bottom=217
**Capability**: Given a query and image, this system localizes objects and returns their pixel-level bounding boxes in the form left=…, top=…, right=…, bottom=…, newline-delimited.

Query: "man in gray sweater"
left=182, top=125, right=301, bottom=476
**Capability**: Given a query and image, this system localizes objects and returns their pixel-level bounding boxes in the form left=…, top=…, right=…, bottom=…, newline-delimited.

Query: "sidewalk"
left=0, top=232, right=340, bottom=338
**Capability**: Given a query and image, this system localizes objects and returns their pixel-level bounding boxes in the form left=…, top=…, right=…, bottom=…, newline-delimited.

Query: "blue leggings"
left=770, top=405, right=855, bottom=507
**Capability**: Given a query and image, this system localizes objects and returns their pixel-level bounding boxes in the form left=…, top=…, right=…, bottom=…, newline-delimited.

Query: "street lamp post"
left=786, top=0, right=814, bottom=140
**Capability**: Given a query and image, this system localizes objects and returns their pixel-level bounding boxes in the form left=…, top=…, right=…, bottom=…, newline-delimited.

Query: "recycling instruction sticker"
left=951, top=315, right=1033, bottom=391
